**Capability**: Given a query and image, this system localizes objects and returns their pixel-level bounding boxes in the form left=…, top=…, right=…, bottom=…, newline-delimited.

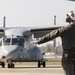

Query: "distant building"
left=44, top=52, right=55, bottom=58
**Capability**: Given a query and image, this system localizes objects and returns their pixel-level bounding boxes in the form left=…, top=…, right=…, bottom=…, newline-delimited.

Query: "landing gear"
left=38, top=61, right=46, bottom=68
left=7, top=60, right=15, bottom=68
left=1, top=62, right=5, bottom=68
left=8, top=63, right=15, bottom=68
left=0, top=62, right=5, bottom=68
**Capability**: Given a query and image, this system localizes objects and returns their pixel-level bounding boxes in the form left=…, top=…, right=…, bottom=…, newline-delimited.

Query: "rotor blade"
left=67, top=0, right=75, bottom=1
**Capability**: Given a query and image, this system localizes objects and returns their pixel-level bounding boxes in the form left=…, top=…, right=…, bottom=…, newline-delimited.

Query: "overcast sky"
left=0, top=0, right=75, bottom=27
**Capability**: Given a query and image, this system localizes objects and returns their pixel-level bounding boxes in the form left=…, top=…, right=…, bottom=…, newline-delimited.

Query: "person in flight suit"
left=31, top=10, right=75, bottom=75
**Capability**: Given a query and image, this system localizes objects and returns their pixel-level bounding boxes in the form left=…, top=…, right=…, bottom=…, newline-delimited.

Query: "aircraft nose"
left=2, top=45, right=19, bottom=55
left=1, top=45, right=20, bottom=60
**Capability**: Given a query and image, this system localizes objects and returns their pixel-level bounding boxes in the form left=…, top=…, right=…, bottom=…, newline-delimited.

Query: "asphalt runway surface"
left=0, top=65, right=65, bottom=75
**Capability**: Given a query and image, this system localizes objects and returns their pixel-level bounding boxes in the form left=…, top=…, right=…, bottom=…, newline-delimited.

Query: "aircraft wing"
left=31, top=26, right=61, bottom=38
left=68, top=0, right=75, bottom=1
left=0, top=28, right=5, bottom=38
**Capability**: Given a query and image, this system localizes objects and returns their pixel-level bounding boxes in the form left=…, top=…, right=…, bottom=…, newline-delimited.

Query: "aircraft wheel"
left=11, top=63, right=15, bottom=68
left=43, top=61, right=46, bottom=67
left=38, top=61, right=41, bottom=67
left=8, top=63, right=15, bottom=68
left=2, top=62, right=5, bottom=68
left=8, top=64, right=10, bottom=68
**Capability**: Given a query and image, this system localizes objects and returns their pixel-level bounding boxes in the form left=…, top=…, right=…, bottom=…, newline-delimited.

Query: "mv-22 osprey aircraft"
left=0, top=0, right=74, bottom=68
left=0, top=17, right=61, bottom=68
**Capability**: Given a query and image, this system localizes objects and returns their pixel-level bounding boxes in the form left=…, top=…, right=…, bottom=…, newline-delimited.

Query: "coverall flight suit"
left=37, top=24, right=75, bottom=75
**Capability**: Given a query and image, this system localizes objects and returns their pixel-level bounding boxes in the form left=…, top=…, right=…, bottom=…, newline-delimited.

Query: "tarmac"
left=0, top=65, right=65, bottom=75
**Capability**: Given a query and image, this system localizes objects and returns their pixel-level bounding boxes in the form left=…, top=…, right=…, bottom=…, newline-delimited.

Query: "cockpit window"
left=3, top=38, right=10, bottom=45
left=2, top=37, right=24, bottom=46
left=12, top=38, right=20, bottom=45
left=12, top=38, right=24, bottom=46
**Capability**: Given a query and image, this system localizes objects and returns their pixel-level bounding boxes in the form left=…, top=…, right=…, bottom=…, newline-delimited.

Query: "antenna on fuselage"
left=3, top=16, right=6, bottom=28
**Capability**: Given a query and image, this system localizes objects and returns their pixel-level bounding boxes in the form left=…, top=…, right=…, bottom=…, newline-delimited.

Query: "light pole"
left=3, top=16, right=6, bottom=28
left=54, top=15, right=57, bottom=58
left=54, top=15, right=56, bottom=47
